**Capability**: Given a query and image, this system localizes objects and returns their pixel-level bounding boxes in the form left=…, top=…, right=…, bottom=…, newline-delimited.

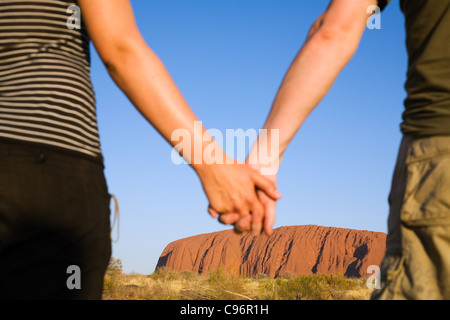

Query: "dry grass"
left=102, top=261, right=373, bottom=300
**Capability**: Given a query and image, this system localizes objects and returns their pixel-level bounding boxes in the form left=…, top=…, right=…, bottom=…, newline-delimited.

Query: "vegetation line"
left=102, top=257, right=374, bottom=300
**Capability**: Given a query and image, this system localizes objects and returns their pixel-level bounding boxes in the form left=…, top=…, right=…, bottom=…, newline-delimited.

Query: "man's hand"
left=255, top=174, right=278, bottom=236
left=232, top=165, right=278, bottom=237
left=231, top=182, right=278, bottom=237
left=207, top=164, right=279, bottom=237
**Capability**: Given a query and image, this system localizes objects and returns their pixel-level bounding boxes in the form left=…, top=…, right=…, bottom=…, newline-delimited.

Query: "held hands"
left=195, top=156, right=280, bottom=237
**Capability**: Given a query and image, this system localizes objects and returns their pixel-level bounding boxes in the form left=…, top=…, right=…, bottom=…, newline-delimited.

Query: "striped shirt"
left=0, top=0, right=102, bottom=159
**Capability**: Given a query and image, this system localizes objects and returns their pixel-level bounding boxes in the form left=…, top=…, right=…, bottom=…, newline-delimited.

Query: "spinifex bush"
left=259, top=273, right=362, bottom=300
left=205, top=268, right=254, bottom=300
left=102, top=260, right=371, bottom=300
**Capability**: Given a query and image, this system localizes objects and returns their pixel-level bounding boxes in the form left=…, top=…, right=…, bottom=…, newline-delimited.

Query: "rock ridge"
left=156, top=225, right=386, bottom=278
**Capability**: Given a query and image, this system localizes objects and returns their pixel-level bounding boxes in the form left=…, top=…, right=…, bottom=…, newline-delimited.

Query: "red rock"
left=156, top=225, right=386, bottom=278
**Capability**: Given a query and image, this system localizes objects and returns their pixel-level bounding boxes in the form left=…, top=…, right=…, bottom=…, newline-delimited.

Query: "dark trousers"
left=0, top=140, right=112, bottom=300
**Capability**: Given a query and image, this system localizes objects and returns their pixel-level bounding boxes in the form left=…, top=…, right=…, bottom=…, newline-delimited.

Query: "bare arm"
left=78, top=0, right=208, bottom=165
left=242, top=0, right=380, bottom=235
left=252, top=0, right=378, bottom=165
left=78, top=0, right=281, bottom=222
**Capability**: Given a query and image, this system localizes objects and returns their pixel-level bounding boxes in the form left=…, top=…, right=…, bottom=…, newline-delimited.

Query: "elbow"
left=103, top=60, right=118, bottom=76
left=311, top=26, right=361, bottom=59
left=103, top=45, right=134, bottom=75
left=98, top=36, right=147, bottom=76
left=313, top=24, right=352, bottom=43
left=100, top=44, right=132, bottom=77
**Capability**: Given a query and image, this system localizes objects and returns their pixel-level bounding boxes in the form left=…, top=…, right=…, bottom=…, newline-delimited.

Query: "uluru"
left=156, top=225, right=386, bottom=278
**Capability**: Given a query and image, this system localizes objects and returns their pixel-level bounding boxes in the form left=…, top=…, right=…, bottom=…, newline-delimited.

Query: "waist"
left=0, top=137, right=104, bottom=167
left=401, top=97, right=450, bottom=137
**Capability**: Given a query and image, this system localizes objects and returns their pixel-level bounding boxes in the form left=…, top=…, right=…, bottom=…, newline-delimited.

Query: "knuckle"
left=244, top=194, right=254, bottom=204
left=233, top=199, right=245, bottom=211
left=233, top=202, right=242, bottom=212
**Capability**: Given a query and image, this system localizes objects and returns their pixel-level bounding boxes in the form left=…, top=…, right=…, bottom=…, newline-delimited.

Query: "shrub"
left=102, top=267, right=370, bottom=300
left=106, top=257, right=123, bottom=274
left=103, top=257, right=124, bottom=294
left=206, top=268, right=249, bottom=299
left=254, top=273, right=269, bottom=280
left=258, top=273, right=362, bottom=300
left=149, top=267, right=182, bottom=282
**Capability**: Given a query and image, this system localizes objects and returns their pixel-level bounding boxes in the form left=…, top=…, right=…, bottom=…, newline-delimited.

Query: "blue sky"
left=90, top=0, right=407, bottom=274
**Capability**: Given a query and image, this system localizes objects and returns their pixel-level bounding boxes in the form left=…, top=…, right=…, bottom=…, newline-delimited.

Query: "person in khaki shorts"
left=372, top=135, right=450, bottom=299
left=213, top=0, right=450, bottom=299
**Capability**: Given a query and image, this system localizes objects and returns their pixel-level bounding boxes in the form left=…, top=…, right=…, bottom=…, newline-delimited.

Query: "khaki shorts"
left=371, top=135, right=450, bottom=300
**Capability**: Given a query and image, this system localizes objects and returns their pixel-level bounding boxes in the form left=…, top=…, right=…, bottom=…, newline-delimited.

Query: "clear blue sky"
left=90, top=0, right=407, bottom=274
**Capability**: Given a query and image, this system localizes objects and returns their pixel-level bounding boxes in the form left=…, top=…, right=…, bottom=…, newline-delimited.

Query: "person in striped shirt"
left=0, top=0, right=281, bottom=299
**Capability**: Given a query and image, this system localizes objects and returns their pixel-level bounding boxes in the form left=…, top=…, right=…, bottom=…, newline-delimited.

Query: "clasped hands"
left=194, top=154, right=280, bottom=237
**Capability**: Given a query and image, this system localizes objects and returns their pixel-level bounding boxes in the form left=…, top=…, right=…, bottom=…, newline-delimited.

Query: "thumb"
left=208, top=206, right=218, bottom=219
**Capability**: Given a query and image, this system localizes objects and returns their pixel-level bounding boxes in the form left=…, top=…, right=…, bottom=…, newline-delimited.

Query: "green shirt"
left=398, top=0, right=450, bottom=137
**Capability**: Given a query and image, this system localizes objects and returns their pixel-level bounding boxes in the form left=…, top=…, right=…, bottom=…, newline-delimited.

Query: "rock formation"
left=156, top=225, right=386, bottom=278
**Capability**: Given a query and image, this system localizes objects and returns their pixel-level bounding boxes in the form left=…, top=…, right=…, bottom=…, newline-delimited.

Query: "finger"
left=263, top=201, right=276, bottom=236
left=258, top=190, right=277, bottom=236
left=208, top=206, right=218, bottom=219
left=251, top=171, right=281, bottom=200
left=234, top=214, right=252, bottom=234
left=218, top=213, right=240, bottom=225
left=250, top=198, right=265, bottom=236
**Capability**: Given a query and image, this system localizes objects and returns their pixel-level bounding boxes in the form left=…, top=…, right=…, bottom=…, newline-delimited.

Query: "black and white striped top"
left=0, top=0, right=102, bottom=159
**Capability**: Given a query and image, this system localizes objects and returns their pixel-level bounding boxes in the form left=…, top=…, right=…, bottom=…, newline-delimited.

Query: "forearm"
left=80, top=0, right=281, bottom=225
left=270, top=31, right=359, bottom=154
left=104, top=42, right=224, bottom=171
left=249, top=18, right=366, bottom=171
left=79, top=0, right=225, bottom=171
